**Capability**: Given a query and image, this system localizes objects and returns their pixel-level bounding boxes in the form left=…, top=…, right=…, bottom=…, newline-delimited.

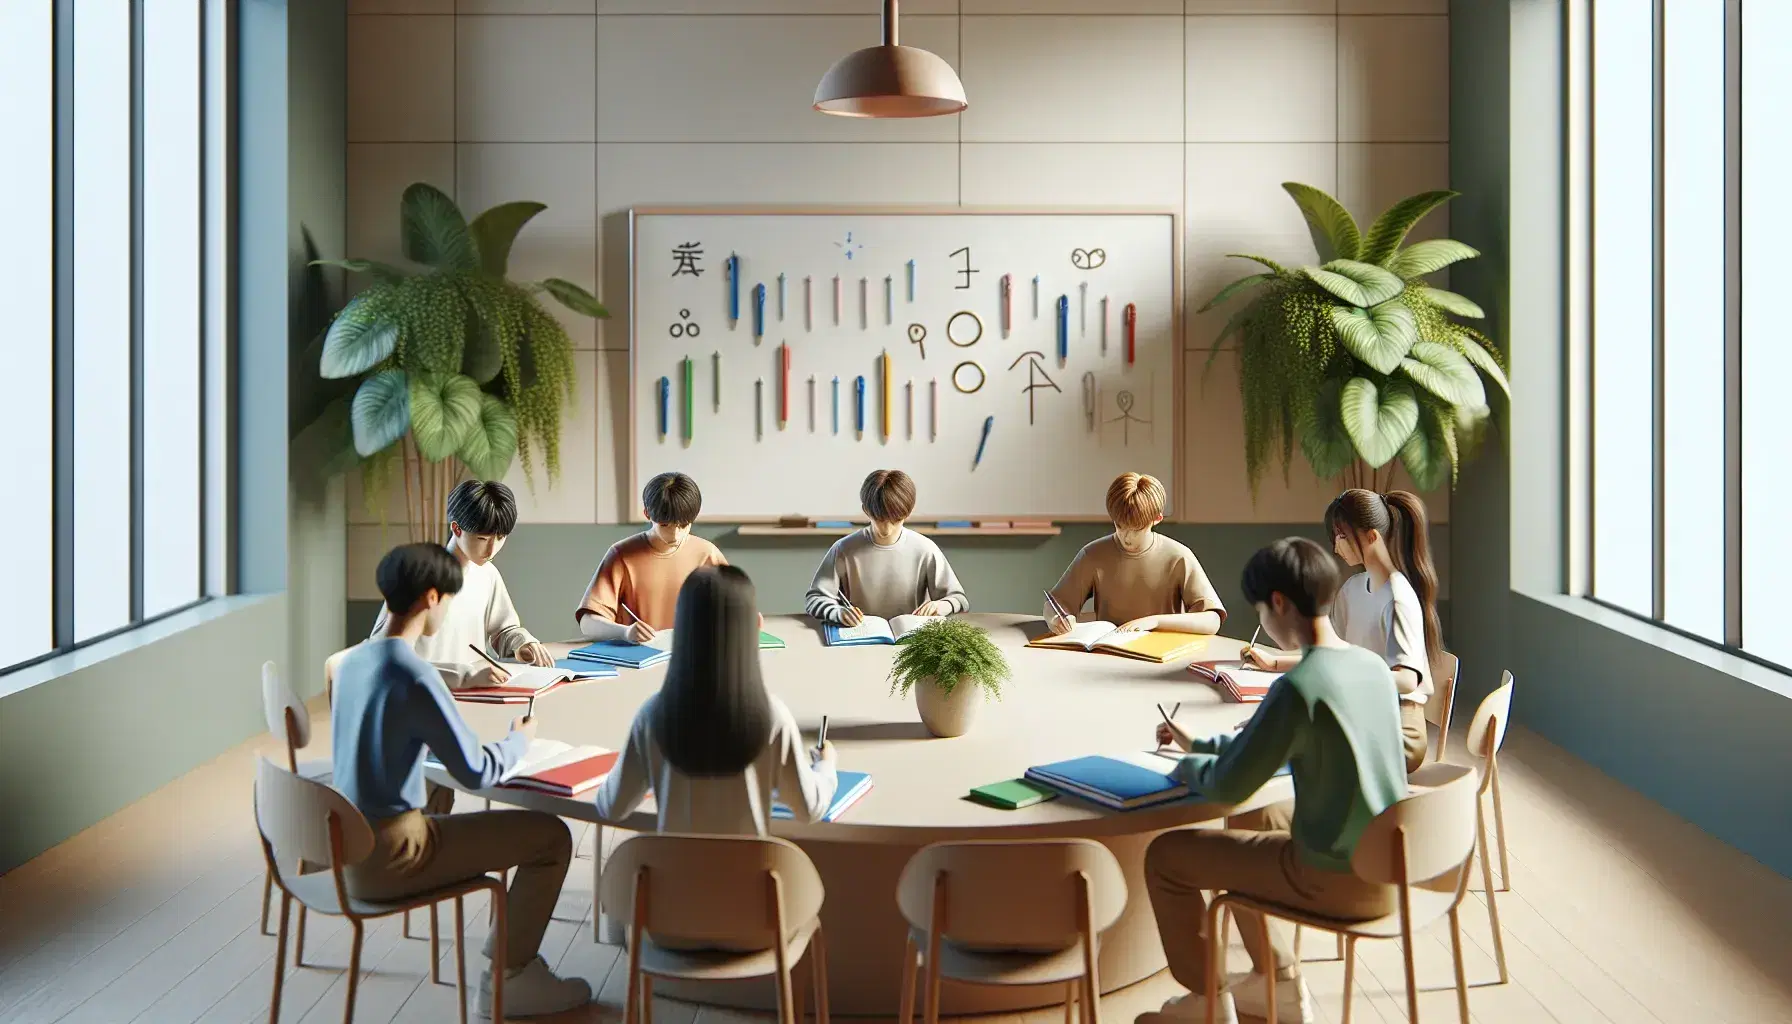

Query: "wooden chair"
left=1427, top=652, right=1460, bottom=764
left=254, top=758, right=506, bottom=1024
left=895, top=839, right=1128, bottom=1024
left=1413, top=670, right=1515, bottom=983
left=258, top=662, right=333, bottom=943
left=1207, top=764, right=1481, bottom=1024
left=599, top=834, right=829, bottom=1024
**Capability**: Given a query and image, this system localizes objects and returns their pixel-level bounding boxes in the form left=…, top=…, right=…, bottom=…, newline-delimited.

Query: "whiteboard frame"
left=626, top=206, right=1185, bottom=523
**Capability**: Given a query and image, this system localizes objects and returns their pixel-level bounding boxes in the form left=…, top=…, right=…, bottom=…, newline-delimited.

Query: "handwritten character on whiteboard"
left=671, top=242, right=704, bottom=277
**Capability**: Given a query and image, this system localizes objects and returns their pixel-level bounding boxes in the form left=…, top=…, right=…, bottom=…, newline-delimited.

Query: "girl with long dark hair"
left=1245, top=489, right=1441, bottom=773
left=594, top=565, right=838, bottom=833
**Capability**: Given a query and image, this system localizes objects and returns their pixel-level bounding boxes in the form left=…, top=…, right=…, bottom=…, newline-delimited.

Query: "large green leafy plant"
left=1201, top=184, right=1508, bottom=494
left=301, top=183, right=606, bottom=540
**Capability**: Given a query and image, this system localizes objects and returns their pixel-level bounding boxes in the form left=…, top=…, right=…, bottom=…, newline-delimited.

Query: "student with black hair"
left=369, top=480, right=552, bottom=688
left=577, top=472, right=728, bottom=643
left=1139, top=538, right=1408, bottom=1024
left=594, top=564, right=838, bottom=834
left=333, top=543, right=591, bottom=1017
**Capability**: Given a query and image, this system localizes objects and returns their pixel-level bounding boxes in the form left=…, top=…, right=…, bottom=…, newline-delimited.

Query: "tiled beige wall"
left=343, top=0, right=1451, bottom=531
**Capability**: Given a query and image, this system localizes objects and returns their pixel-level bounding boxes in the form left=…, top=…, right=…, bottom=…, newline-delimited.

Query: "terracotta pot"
left=915, top=676, right=980, bottom=738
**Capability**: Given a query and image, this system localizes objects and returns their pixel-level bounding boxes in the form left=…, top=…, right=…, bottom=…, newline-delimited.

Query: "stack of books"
left=1188, top=660, right=1282, bottom=703
left=427, top=739, right=619, bottom=798
left=1022, top=752, right=1186, bottom=811
left=771, top=771, right=873, bottom=822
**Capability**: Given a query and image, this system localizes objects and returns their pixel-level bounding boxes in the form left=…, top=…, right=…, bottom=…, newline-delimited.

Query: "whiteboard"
left=628, top=209, right=1181, bottom=521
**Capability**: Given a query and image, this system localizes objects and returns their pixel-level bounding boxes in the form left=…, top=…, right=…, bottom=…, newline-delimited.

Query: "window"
left=1583, top=1, right=1786, bottom=673
left=0, top=1, right=228, bottom=677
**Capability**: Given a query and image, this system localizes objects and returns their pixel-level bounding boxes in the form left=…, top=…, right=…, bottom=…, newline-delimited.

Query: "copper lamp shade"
left=814, top=0, right=966, bottom=118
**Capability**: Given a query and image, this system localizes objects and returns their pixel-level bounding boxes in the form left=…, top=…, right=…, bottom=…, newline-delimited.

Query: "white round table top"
left=436, top=613, right=1291, bottom=842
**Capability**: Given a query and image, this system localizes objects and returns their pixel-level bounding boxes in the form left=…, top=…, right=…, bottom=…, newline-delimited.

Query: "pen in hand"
left=467, top=644, right=511, bottom=685
left=816, top=715, right=829, bottom=759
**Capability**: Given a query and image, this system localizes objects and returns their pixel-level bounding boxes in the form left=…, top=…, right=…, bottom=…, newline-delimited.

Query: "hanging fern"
left=1200, top=183, right=1507, bottom=493
left=307, top=182, right=607, bottom=512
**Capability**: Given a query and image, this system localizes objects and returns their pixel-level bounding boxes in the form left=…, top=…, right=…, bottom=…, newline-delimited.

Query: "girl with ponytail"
left=1244, top=489, right=1441, bottom=773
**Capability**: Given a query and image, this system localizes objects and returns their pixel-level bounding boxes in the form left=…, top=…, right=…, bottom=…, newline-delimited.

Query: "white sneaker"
left=477, top=956, right=592, bottom=1018
left=1142, top=989, right=1238, bottom=1024
left=1226, top=971, right=1314, bottom=1023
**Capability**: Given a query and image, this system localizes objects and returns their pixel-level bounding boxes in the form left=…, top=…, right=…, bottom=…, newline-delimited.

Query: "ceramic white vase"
left=915, top=676, right=980, bottom=738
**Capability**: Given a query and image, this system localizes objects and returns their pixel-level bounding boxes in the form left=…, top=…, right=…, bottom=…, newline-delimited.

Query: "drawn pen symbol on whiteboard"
left=907, top=323, right=928, bottom=361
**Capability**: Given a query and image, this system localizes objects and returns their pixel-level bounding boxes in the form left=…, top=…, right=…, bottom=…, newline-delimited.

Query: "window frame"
left=1576, top=0, right=1777, bottom=675
left=3, top=0, right=231, bottom=679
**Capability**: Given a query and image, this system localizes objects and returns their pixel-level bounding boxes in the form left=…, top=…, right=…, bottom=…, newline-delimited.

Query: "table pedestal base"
left=649, top=830, right=1169, bottom=1016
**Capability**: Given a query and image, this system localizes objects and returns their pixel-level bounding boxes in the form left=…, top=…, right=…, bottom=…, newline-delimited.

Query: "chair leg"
left=1449, top=909, right=1471, bottom=1024
left=1400, top=917, right=1420, bottom=1024
left=623, top=929, right=644, bottom=1024
left=1490, top=757, right=1512, bottom=892
left=490, top=880, right=507, bottom=1024
left=898, top=935, right=918, bottom=1024
left=642, top=975, right=655, bottom=1024
left=1477, top=806, right=1510, bottom=984
left=343, top=920, right=365, bottom=1024
left=1081, top=968, right=1098, bottom=1024
left=430, top=903, right=442, bottom=985
left=294, top=906, right=309, bottom=968
left=1340, top=936, right=1355, bottom=1024
left=454, top=896, right=469, bottom=1024
left=1064, top=979, right=1076, bottom=1024
left=793, top=955, right=806, bottom=1024
left=1205, top=902, right=1225, bottom=1024
left=812, top=926, right=831, bottom=1024
left=1260, top=914, right=1278, bottom=1024
left=405, top=908, right=415, bottom=939
left=922, top=934, right=942, bottom=1024
left=1334, top=934, right=1343, bottom=960
left=777, top=960, right=797, bottom=1024
left=269, top=892, right=292, bottom=1024
left=260, top=870, right=273, bottom=936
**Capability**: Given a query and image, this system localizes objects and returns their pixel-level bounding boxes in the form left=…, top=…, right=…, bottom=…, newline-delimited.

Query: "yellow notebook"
left=1027, top=622, right=1209, bottom=663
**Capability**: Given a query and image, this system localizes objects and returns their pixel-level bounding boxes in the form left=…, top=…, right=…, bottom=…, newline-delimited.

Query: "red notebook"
left=1188, top=661, right=1282, bottom=704
left=503, top=749, right=620, bottom=798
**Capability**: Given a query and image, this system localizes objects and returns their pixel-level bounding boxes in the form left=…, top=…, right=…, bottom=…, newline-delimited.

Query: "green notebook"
left=968, top=778, right=1059, bottom=810
left=759, top=630, right=786, bottom=650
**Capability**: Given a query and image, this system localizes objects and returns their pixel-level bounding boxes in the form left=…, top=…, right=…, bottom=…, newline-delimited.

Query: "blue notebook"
left=771, top=771, right=872, bottom=822
left=552, top=658, right=619, bottom=678
left=564, top=639, right=671, bottom=669
left=1025, top=755, right=1185, bottom=811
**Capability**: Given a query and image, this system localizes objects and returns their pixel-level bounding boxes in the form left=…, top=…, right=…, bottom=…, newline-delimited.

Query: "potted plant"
left=887, top=619, right=1010, bottom=738
left=293, top=183, right=608, bottom=541
left=1200, top=184, right=1509, bottom=494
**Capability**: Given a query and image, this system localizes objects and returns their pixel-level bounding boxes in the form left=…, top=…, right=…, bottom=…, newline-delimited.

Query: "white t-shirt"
left=1332, top=570, right=1432, bottom=705
left=369, top=557, right=538, bottom=687
left=593, top=693, right=839, bottom=835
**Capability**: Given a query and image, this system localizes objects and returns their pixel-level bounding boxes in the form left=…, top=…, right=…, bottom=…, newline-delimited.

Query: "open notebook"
left=1027, top=622, right=1209, bottom=663
left=1188, top=660, right=1283, bottom=703
left=566, top=629, right=786, bottom=667
left=822, top=615, right=934, bottom=647
left=771, top=771, right=873, bottom=822
left=451, top=663, right=616, bottom=704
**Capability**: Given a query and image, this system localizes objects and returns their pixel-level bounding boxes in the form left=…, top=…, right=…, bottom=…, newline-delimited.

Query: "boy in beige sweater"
left=1046, top=472, right=1225, bottom=635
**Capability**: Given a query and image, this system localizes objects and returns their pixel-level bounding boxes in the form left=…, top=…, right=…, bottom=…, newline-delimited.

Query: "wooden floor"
left=2, top=714, right=1790, bottom=1024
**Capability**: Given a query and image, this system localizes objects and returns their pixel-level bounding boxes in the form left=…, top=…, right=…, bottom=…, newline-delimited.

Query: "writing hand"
left=1155, top=721, right=1194, bottom=752
left=510, top=714, right=537, bottom=739
left=841, top=605, right=864, bottom=627
left=814, top=740, right=837, bottom=765
left=474, top=663, right=511, bottom=687
left=1048, top=609, right=1076, bottom=635
left=626, top=620, right=657, bottom=644
left=517, top=642, right=554, bottom=667
left=1242, top=646, right=1277, bottom=670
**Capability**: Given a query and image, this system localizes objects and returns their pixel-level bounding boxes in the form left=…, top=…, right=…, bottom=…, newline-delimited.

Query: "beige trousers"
left=1400, top=700, right=1428, bottom=774
left=1144, top=802, right=1395, bottom=991
left=346, top=787, right=571, bottom=971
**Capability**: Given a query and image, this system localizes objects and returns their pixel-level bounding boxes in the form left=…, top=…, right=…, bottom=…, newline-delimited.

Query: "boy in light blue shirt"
left=332, top=543, right=589, bottom=1018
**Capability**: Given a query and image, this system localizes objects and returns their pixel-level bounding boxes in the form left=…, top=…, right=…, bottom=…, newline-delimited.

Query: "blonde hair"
left=1105, top=473, right=1167, bottom=531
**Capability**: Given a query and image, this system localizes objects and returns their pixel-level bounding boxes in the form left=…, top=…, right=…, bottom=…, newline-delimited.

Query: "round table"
left=431, top=614, right=1287, bottom=1015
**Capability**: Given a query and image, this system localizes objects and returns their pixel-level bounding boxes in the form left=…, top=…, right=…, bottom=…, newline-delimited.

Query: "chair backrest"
left=254, top=757, right=375, bottom=876
left=260, top=661, right=310, bottom=758
left=895, top=839, right=1128, bottom=950
left=1425, top=651, right=1459, bottom=740
left=599, top=834, right=824, bottom=949
left=1465, top=671, right=1515, bottom=762
left=1351, top=763, right=1478, bottom=886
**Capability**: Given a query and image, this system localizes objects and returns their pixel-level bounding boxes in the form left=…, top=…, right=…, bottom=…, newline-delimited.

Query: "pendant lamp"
left=814, top=0, right=966, bottom=118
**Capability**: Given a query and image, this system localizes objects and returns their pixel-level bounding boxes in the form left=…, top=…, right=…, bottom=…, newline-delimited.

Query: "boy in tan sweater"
left=576, top=473, right=728, bottom=642
left=1045, top=472, right=1225, bottom=635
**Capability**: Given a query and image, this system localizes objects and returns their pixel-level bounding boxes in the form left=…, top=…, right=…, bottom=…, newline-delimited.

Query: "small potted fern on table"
left=888, top=619, right=1010, bottom=738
